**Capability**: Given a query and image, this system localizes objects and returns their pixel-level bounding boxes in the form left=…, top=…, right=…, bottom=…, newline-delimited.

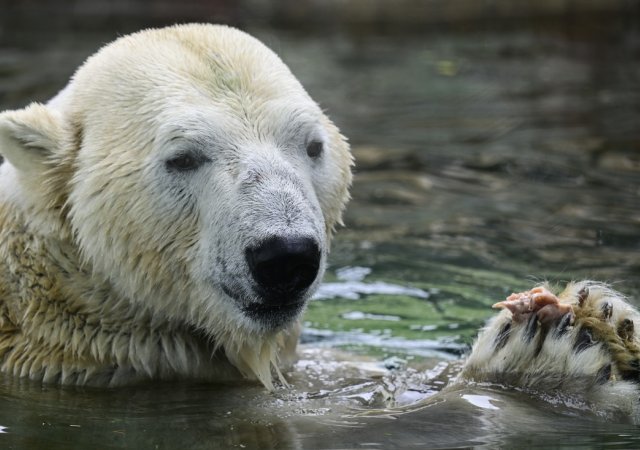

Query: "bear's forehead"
left=153, top=102, right=324, bottom=148
left=63, top=25, right=325, bottom=154
left=73, top=25, right=303, bottom=106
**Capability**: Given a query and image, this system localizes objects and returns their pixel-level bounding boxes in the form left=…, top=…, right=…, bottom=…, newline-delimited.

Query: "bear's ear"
left=0, top=103, right=64, bottom=174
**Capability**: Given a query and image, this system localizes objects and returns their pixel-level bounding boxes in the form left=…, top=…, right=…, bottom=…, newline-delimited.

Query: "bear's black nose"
left=246, top=236, right=321, bottom=302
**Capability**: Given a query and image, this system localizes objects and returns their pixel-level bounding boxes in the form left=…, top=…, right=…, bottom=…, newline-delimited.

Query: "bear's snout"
left=245, top=235, right=321, bottom=304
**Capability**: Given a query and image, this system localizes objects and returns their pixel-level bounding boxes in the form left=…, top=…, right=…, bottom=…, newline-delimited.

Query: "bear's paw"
left=461, top=282, right=640, bottom=397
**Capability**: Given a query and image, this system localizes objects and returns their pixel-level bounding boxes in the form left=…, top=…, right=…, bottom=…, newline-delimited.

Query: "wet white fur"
left=0, top=24, right=352, bottom=388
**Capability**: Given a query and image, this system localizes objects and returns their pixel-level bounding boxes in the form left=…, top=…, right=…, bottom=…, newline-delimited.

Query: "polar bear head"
left=0, top=24, right=352, bottom=385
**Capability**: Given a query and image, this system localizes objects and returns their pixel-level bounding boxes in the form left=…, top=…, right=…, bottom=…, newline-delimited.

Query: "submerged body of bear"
left=0, top=24, right=638, bottom=420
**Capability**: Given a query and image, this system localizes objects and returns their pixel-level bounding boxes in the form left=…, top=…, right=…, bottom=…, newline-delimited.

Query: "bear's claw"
left=601, top=300, right=613, bottom=320
left=618, top=319, right=634, bottom=342
left=555, top=311, right=574, bottom=337
left=573, top=327, right=596, bottom=353
left=577, top=286, right=589, bottom=306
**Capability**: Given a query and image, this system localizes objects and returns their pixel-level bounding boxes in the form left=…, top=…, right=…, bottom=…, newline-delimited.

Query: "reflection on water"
left=313, top=265, right=431, bottom=300
left=1, top=17, right=639, bottom=449
left=3, top=372, right=640, bottom=449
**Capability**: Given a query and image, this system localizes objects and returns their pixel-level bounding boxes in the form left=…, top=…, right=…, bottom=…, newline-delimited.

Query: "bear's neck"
left=0, top=207, right=238, bottom=386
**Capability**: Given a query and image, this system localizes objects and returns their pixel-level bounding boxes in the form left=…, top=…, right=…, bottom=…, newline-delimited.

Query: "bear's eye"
left=306, top=140, right=323, bottom=159
left=165, top=152, right=209, bottom=172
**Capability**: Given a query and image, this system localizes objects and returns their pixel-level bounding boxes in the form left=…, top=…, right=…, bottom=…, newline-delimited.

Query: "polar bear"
left=0, top=24, right=638, bottom=417
left=0, top=24, right=351, bottom=388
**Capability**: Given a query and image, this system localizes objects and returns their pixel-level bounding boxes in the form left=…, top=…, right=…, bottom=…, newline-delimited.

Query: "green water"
left=1, top=18, right=639, bottom=449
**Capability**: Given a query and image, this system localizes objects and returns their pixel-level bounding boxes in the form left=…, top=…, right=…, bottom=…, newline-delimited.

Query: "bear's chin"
left=220, top=283, right=307, bottom=331
left=241, top=300, right=307, bottom=331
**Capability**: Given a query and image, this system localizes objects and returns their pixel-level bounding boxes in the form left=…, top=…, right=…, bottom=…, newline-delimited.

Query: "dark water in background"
left=1, top=17, right=639, bottom=449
